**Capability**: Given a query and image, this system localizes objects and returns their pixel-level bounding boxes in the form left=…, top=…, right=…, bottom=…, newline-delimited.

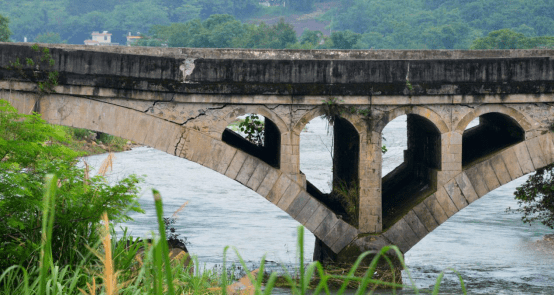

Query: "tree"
left=422, top=23, right=471, bottom=49
left=286, top=0, right=314, bottom=12
left=470, top=29, right=526, bottom=49
left=34, top=32, right=65, bottom=44
left=0, top=99, right=143, bottom=269
left=513, top=164, right=554, bottom=229
left=329, top=30, right=361, bottom=49
left=470, top=28, right=554, bottom=49
left=0, top=14, right=12, bottom=42
left=245, top=19, right=297, bottom=49
left=106, top=1, right=170, bottom=35
left=300, top=29, right=323, bottom=46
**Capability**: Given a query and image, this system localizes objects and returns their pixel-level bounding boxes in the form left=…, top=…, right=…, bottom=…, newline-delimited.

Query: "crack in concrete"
left=291, top=105, right=318, bottom=114
left=181, top=104, right=227, bottom=125
left=266, top=104, right=283, bottom=110
left=461, top=104, right=476, bottom=109
left=87, top=97, right=182, bottom=126
left=173, top=130, right=187, bottom=156
left=144, top=100, right=162, bottom=113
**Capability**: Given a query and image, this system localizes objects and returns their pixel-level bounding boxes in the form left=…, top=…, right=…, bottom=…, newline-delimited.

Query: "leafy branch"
left=238, top=114, right=265, bottom=147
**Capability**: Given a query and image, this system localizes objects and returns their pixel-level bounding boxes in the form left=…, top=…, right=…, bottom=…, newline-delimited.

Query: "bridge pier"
left=281, top=131, right=306, bottom=188
left=359, top=131, right=383, bottom=233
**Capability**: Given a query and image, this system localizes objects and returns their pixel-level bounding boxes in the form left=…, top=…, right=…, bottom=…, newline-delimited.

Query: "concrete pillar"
left=281, top=131, right=306, bottom=187
left=359, top=131, right=382, bottom=233
left=438, top=131, right=463, bottom=186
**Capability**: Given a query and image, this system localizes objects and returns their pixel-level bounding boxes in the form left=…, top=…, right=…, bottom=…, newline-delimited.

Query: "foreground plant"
left=0, top=99, right=144, bottom=270
left=1, top=182, right=468, bottom=294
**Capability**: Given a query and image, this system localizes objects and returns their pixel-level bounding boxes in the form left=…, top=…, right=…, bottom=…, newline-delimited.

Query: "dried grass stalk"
left=98, top=153, right=115, bottom=177
left=171, top=201, right=189, bottom=218
left=101, top=212, right=117, bottom=295
left=83, top=161, right=90, bottom=187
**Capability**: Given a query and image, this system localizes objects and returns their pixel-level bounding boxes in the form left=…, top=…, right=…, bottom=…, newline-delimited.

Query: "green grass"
left=54, top=125, right=130, bottom=155
left=0, top=176, right=468, bottom=295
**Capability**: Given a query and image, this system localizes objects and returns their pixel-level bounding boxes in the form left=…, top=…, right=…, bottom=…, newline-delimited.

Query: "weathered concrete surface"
left=2, top=42, right=554, bottom=97
left=2, top=43, right=554, bottom=257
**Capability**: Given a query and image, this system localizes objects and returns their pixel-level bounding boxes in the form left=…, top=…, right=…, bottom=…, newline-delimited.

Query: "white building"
left=126, top=32, right=142, bottom=46
left=84, top=31, right=119, bottom=46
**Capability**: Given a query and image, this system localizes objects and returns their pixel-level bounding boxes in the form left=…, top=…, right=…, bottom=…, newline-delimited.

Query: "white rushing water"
left=86, top=116, right=554, bottom=294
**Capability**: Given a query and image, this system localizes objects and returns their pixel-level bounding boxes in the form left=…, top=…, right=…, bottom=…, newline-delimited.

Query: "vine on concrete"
left=6, top=43, right=59, bottom=96
left=321, top=97, right=387, bottom=153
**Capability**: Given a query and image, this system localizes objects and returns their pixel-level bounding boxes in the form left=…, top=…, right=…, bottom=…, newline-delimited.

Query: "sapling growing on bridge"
left=237, top=114, right=265, bottom=146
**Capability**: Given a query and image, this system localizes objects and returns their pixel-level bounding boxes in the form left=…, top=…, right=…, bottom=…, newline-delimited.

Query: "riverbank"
left=57, top=126, right=141, bottom=156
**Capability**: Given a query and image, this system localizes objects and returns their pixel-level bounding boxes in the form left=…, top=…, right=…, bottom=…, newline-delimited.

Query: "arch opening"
left=300, top=116, right=360, bottom=227
left=382, top=114, right=441, bottom=230
left=222, top=114, right=280, bottom=168
left=462, top=112, right=525, bottom=167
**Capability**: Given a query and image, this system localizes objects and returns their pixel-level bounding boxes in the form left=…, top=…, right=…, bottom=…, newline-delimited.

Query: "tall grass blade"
left=39, top=174, right=57, bottom=295
left=432, top=271, right=445, bottom=295
left=221, top=245, right=230, bottom=295
left=0, top=265, right=30, bottom=295
left=153, top=237, right=164, bottom=295
left=297, top=226, right=305, bottom=295
left=432, top=268, right=467, bottom=295
left=152, top=189, right=176, bottom=295
left=449, top=268, right=467, bottom=295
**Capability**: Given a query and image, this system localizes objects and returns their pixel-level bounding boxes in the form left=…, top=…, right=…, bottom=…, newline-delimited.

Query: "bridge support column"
left=437, top=131, right=463, bottom=186
left=281, top=131, right=306, bottom=188
left=359, top=131, right=382, bottom=233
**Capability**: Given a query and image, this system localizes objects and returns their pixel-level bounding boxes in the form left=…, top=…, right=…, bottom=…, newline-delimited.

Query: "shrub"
left=0, top=99, right=144, bottom=270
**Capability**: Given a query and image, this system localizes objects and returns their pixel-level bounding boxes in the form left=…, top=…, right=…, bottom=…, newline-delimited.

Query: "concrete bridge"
left=2, top=42, right=554, bottom=260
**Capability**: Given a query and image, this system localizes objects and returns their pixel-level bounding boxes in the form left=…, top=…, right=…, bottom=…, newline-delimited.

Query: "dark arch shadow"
left=462, top=112, right=525, bottom=167
left=382, top=114, right=441, bottom=230
left=301, top=116, right=361, bottom=228
left=222, top=114, right=281, bottom=168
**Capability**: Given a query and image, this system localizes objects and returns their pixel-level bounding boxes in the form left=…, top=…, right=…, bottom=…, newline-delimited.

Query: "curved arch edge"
left=213, top=105, right=290, bottom=140
left=374, top=106, right=450, bottom=134
left=454, top=104, right=534, bottom=133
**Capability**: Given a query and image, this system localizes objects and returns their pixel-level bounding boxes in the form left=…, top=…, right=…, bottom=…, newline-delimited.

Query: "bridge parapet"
left=2, top=43, right=554, bottom=98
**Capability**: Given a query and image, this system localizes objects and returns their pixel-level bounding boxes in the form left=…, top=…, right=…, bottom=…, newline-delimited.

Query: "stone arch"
left=455, top=105, right=532, bottom=167
left=374, top=106, right=449, bottom=135
left=362, top=132, right=554, bottom=254
left=292, top=106, right=367, bottom=137
left=378, top=106, right=445, bottom=230
left=24, top=93, right=359, bottom=254
left=214, top=105, right=289, bottom=139
left=217, top=105, right=286, bottom=168
left=291, top=104, right=365, bottom=229
left=454, top=104, right=533, bottom=133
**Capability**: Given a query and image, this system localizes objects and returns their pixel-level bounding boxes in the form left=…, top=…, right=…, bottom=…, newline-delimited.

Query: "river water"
left=85, top=116, right=554, bottom=294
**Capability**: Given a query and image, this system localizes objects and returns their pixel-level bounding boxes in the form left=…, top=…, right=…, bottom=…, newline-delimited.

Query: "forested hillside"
left=1, top=0, right=554, bottom=49
left=329, top=0, right=554, bottom=49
